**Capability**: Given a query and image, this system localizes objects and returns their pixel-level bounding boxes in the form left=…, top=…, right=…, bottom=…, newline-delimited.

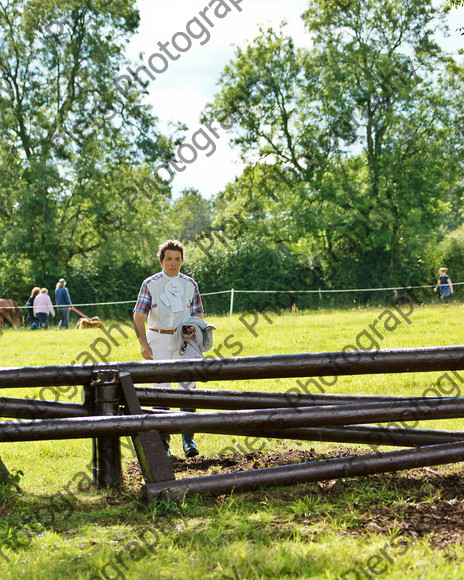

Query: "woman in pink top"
left=33, top=288, right=55, bottom=329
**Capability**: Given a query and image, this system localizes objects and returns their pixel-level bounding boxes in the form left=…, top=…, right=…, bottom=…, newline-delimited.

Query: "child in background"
left=434, top=267, right=454, bottom=305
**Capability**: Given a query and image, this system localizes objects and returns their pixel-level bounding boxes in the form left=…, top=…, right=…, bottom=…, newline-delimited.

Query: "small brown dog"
left=76, top=316, right=104, bottom=329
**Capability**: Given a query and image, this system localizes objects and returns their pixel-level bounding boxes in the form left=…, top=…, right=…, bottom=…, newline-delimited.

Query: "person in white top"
left=33, top=288, right=55, bottom=329
left=133, top=239, right=204, bottom=457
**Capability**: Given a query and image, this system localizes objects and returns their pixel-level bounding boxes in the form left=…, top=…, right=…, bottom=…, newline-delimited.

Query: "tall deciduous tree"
left=164, top=188, right=213, bottom=243
left=205, top=0, right=464, bottom=289
left=0, top=0, right=173, bottom=293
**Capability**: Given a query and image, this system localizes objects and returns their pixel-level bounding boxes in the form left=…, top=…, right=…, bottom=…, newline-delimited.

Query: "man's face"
left=160, top=249, right=183, bottom=277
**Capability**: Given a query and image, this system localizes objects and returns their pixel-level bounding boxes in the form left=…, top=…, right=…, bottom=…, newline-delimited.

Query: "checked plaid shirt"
left=134, top=271, right=203, bottom=331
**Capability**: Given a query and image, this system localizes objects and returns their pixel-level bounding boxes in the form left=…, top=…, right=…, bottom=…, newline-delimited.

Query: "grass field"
left=0, top=303, right=463, bottom=579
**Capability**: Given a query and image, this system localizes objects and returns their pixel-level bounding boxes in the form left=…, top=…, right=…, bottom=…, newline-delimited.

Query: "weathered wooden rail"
left=1, top=345, right=464, bottom=387
left=0, top=346, right=463, bottom=500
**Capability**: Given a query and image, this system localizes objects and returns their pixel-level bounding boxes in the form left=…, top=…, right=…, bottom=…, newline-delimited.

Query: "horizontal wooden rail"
left=0, top=389, right=454, bottom=417
left=143, top=440, right=464, bottom=499
left=2, top=399, right=464, bottom=442
left=0, top=346, right=464, bottom=388
left=0, top=397, right=90, bottom=419
left=213, top=424, right=464, bottom=447
left=135, top=387, right=453, bottom=409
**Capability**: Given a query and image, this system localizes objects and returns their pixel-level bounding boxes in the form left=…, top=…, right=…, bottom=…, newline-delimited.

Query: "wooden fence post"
left=119, top=371, right=175, bottom=484
left=92, top=370, right=122, bottom=488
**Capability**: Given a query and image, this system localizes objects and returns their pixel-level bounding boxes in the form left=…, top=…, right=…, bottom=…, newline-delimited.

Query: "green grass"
left=0, top=303, right=463, bottom=578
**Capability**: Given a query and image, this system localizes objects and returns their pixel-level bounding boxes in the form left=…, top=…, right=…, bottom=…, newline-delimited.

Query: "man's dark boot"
left=161, top=434, right=171, bottom=456
left=180, top=407, right=199, bottom=457
left=182, top=433, right=199, bottom=457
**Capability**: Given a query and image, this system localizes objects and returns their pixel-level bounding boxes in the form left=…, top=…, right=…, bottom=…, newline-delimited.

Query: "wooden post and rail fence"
left=0, top=346, right=464, bottom=500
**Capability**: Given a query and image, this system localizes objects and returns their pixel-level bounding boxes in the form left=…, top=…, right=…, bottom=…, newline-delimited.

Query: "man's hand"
left=181, top=325, right=196, bottom=340
left=141, top=344, right=154, bottom=360
left=133, top=311, right=152, bottom=359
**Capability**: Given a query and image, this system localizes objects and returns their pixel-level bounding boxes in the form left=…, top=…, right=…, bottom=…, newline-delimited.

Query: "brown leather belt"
left=149, top=328, right=176, bottom=334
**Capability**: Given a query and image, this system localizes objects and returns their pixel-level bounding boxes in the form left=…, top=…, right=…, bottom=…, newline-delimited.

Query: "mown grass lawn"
left=0, top=302, right=463, bottom=579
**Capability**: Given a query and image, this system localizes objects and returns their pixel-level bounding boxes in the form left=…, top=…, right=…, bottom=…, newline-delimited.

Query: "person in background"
left=55, top=278, right=72, bottom=329
left=434, top=267, right=454, bottom=305
left=33, top=288, right=55, bottom=329
left=133, top=239, right=204, bottom=458
left=25, top=286, right=41, bottom=330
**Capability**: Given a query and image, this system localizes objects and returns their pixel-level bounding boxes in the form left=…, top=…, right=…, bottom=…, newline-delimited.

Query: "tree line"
left=0, top=0, right=463, bottom=316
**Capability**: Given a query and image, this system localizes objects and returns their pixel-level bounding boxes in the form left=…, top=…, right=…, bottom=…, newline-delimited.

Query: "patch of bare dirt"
left=124, top=448, right=464, bottom=549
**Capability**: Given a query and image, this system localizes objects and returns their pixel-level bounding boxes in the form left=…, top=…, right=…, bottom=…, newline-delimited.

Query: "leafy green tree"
left=184, top=235, right=311, bottom=313
left=163, top=188, right=213, bottom=243
left=205, top=0, right=464, bottom=290
left=0, top=0, right=173, bottom=297
left=435, top=225, right=464, bottom=285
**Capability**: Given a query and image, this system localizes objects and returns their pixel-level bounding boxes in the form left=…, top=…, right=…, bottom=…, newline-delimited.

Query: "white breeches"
left=147, top=330, right=200, bottom=390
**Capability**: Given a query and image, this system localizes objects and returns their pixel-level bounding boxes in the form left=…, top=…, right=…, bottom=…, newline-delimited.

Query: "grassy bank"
left=0, top=303, right=463, bottom=578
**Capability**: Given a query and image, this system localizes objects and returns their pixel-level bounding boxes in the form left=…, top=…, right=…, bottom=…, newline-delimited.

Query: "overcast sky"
left=126, top=1, right=463, bottom=199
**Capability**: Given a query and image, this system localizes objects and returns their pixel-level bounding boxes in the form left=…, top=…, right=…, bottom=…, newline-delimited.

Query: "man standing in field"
left=133, top=239, right=204, bottom=457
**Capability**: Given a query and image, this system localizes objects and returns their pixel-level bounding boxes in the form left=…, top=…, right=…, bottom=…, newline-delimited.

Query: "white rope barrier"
left=10, top=300, right=136, bottom=310
left=2, top=282, right=460, bottom=321
left=233, top=282, right=464, bottom=294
